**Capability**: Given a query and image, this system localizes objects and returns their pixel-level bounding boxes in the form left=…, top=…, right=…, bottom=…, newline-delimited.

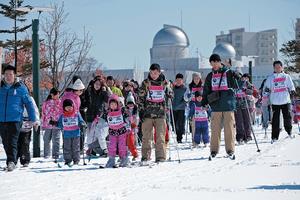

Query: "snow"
left=1, top=125, right=300, bottom=200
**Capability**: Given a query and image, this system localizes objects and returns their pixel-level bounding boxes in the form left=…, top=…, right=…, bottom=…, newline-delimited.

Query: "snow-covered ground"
left=1, top=124, right=300, bottom=200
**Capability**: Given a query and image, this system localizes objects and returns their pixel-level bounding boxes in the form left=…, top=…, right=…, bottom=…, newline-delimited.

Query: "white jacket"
left=264, top=72, right=295, bottom=105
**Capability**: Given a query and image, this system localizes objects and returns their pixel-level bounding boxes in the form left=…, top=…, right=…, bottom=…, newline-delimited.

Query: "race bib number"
left=212, top=73, right=228, bottom=91
left=273, top=77, right=287, bottom=93
left=63, top=117, right=79, bottom=127
left=108, top=111, right=124, bottom=129
left=147, top=85, right=164, bottom=103
left=194, top=107, right=208, bottom=122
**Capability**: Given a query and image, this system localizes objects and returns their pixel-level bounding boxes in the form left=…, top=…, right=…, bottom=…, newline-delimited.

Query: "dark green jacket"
left=201, top=66, right=237, bottom=112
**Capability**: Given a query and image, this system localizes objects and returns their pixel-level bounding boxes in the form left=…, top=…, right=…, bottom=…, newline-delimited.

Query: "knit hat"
left=192, top=72, right=201, bottom=79
left=176, top=73, right=184, bottom=79
left=63, top=99, right=73, bottom=109
left=126, top=92, right=135, bottom=104
left=194, top=91, right=202, bottom=98
left=72, top=79, right=85, bottom=90
left=108, top=94, right=120, bottom=105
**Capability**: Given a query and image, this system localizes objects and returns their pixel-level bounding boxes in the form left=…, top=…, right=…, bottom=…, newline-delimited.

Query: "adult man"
left=0, top=64, right=38, bottom=171
left=138, top=63, right=172, bottom=163
left=264, top=60, right=296, bottom=142
left=201, top=54, right=238, bottom=159
left=172, top=73, right=187, bottom=143
left=106, top=76, right=123, bottom=97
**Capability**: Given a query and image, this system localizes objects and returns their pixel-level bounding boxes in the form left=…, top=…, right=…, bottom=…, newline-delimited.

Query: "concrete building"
left=216, top=28, right=277, bottom=65
left=296, top=18, right=300, bottom=40
left=150, top=24, right=201, bottom=81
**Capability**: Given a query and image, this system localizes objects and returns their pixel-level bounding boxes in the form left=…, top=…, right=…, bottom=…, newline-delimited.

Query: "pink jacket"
left=42, top=99, right=61, bottom=129
left=60, top=91, right=81, bottom=113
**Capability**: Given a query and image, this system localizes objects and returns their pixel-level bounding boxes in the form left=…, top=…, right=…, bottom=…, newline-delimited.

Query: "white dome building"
left=150, top=24, right=201, bottom=80
left=212, top=42, right=236, bottom=61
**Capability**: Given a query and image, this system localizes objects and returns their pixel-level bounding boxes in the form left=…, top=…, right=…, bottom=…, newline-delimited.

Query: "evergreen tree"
left=0, top=0, right=32, bottom=70
left=280, top=40, right=300, bottom=73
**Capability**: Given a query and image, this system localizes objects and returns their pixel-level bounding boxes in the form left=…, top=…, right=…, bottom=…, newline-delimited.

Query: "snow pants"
left=63, top=137, right=80, bottom=163
left=172, top=110, right=185, bottom=143
left=235, top=108, right=251, bottom=142
left=0, top=122, right=22, bottom=165
left=142, top=118, right=166, bottom=161
left=108, top=134, right=127, bottom=158
left=17, top=130, right=32, bottom=165
left=43, top=129, right=61, bottom=158
left=262, top=105, right=271, bottom=129
left=271, top=104, right=292, bottom=140
left=210, top=111, right=236, bottom=154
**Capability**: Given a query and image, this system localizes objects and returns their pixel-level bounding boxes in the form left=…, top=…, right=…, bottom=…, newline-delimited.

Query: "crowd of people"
left=0, top=53, right=298, bottom=171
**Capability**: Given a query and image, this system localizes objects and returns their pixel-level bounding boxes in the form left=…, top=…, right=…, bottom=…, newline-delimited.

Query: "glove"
left=290, top=90, right=297, bottom=97
left=233, top=71, right=242, bottom=79
left=264, top=88, right=270, bottom=93
left=187, top=93, right=192, bottom=99
left=131, top=123, right=137, bottom=129
left=81, top=123, right=88, bottom=130
left=32, top=121, right=40, bottom=131
left=49, top=120, right=58, bottom=126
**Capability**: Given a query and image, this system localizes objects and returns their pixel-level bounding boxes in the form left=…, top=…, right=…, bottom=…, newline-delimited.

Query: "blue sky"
left=0, top=0, right=299, bottom=70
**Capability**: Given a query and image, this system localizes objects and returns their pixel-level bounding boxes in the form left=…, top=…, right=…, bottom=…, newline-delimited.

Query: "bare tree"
left=41, top=2, right=92, bottom=92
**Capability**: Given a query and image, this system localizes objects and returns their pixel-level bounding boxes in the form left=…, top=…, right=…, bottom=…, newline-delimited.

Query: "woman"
left=184, top=72, right=202, bottom=146
left=82, top=76, right=110, bottom=157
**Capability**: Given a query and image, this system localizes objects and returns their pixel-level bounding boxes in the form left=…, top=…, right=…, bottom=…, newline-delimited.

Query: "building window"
left=235, top=35, right=241, bottom=41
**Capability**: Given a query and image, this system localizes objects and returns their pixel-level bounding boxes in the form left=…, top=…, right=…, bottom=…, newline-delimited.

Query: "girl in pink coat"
left=42, top=88, right=61, bottom=159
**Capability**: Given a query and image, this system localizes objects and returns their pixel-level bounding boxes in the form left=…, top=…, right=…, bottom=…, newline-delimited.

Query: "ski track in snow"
left=1, top=125, right=300, bottom=200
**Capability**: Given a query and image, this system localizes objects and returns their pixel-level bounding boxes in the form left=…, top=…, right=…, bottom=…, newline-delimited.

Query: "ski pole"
left=166, top=112, right=172, bottom=161
left=235, top=79, right=261, bottom=152
left=185, top=120, right=188, bottom=142
left=169, top=98, right=181, bottom=163
left=88, top=118, right=98, bottom=162
left=82, top=109, right=88, bottom=165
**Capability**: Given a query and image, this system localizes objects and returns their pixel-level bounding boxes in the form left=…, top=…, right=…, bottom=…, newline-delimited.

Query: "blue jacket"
left=0, top=80, right=37, bottom=122
left=57, top=112, right=85, bottom=138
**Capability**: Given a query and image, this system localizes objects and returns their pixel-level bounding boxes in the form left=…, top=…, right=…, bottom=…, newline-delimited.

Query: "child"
left=56, top=99, right=86, bottom=166
left=86, top=116, right=109, bottom=158
left=18, top=96, right=40, bottom=167
left=190, top=91, right=209, bottom=147
left=101, top=94, right=130, bottom=168
left=42, top=88, right=61, bottom=159
left=125, top=92, right=139, bottom=160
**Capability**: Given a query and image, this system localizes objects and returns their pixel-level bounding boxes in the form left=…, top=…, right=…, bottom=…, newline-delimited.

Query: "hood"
left=126, top=91, right=135, bottom=104
left=108, top=94, right=121, bottom=110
